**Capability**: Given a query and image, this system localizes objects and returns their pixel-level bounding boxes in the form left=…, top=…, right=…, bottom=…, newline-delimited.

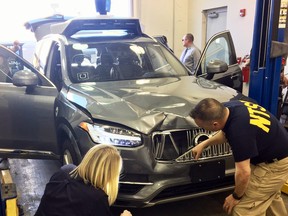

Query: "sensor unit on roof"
left=95, top=0, right=111, bottom=15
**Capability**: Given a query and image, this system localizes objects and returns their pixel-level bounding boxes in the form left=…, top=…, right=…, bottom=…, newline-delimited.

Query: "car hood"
left=67, top=76, right=243, bottom=134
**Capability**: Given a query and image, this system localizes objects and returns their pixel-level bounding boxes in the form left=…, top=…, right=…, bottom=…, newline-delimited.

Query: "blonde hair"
left=70, top=144, right=122, bottom=205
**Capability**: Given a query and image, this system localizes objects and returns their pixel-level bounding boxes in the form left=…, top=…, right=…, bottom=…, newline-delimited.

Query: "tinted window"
left=67, top=42, right=188, bottom=83
left=34, top=40, right=53, bottom=74
left=0, top=53, right=28, bottom=83
left=199, top=36, right=232, bottom=75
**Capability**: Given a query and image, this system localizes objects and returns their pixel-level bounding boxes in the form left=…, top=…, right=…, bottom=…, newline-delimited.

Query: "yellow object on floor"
left=6, top=198, right=18, bottom=216
left=1, top=170, right=18, bottom=216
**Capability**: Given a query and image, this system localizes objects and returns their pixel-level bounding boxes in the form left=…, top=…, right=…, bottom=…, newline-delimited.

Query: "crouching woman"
left=35, top=144, right=132, bottom=216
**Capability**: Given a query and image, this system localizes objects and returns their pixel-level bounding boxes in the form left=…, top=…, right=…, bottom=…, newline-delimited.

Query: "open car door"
left=195, top=30, right=243, bottom=93
left=0, top=45, right=59, bottom=159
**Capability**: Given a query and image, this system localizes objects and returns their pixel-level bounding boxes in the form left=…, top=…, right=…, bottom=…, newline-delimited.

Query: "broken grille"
left=152, top=128, right=232, bottom=162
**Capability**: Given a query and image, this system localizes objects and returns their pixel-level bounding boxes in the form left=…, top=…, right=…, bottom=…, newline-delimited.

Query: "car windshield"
left=67, top=41, right=188, bottom=83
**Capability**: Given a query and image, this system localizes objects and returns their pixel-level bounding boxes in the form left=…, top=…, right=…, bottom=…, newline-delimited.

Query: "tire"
left=61, top=139, right=78, bottom=165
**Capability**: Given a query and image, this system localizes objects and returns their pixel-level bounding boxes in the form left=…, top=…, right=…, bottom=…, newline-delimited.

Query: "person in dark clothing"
left=190, top=98, right=288, bottom=216
left=35, top=144, right=132, bottom=216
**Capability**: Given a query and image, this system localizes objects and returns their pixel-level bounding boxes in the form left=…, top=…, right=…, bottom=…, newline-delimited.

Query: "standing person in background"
left=35, top=144, right=132, bottom=216
left=161, top=35, right=174, bottom=53
left=10, top=40, right=20, bottom=53
left=180, top=33, right=201, bottom=74
left=1, top=40, right=20, bottom=53
left=280, top=57, right=288, bottom=87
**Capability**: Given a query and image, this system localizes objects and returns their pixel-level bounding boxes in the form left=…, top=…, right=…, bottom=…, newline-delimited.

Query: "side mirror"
left=207, top=60, right=228, bottom=74
left=12, top=70, right=38, bottom=87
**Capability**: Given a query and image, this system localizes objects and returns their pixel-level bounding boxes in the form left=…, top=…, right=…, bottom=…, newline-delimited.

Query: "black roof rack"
left=51, top=17, right=143, bottom=38
left=25, top=15, right=143, bottom=41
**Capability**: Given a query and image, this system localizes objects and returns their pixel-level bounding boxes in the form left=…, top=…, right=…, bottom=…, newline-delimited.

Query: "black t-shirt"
left=222, top=100, right=288, bottom=164
left=34, top=164, right=112, bottom=216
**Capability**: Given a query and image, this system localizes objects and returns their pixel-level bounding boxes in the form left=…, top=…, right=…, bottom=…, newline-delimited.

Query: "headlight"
left=79, top=122, right=142, bottom=147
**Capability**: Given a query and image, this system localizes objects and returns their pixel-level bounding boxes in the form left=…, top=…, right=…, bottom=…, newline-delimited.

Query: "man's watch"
left=232, top=192, right=243, bottom=200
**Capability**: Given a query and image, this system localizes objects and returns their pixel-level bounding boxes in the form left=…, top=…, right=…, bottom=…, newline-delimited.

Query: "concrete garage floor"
left=6, top=158, right=288, bottom=216
left=8, top=159, right=61, bottom=215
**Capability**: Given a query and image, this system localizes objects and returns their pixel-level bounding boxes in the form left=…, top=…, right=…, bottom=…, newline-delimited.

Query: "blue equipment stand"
left=249, top=0, right=288, bottom=116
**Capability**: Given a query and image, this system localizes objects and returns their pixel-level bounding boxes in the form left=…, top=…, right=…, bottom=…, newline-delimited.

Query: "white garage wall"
left=188, top=0, right=256, bottom=59
left=133, top=0, right=188, bottom=58
left=133, top=0, right=256, bottom=59
left=0, top=0, right=132, bottom=43
left=1, top=0, right=255, bottom=62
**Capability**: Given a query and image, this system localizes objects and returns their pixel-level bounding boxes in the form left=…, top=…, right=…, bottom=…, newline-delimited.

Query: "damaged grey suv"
left=0, top=15, right=250, bottom=207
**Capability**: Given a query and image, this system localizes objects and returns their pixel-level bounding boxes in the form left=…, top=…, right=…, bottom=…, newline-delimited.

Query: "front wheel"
left=61, top=139, right=78, bottom=165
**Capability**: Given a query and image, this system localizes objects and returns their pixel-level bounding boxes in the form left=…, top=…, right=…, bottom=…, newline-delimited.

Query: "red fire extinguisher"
left=241, top=55, right=250, bottom=83
left=242, top=66, right=250, bottom=83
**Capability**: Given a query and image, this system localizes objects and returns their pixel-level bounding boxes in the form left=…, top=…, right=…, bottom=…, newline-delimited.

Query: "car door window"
left=0, top=55, right=12, bottom=82
left=43, top=43, right=63, bottom=90
left=34, top=39, right=53, bottom=75
left=0, top=46, right=54, bottom=87
left=199, top=37, right=231, bottom=76
left=0, top=54, right=28, bottom=83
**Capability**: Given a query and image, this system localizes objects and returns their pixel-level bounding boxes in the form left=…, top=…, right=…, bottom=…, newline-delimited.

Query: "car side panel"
left=0, top=45, right=59, bottom=159
left=212, top=64, right=243, bottom=92
left=0, top=84, right=59, bottom=158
